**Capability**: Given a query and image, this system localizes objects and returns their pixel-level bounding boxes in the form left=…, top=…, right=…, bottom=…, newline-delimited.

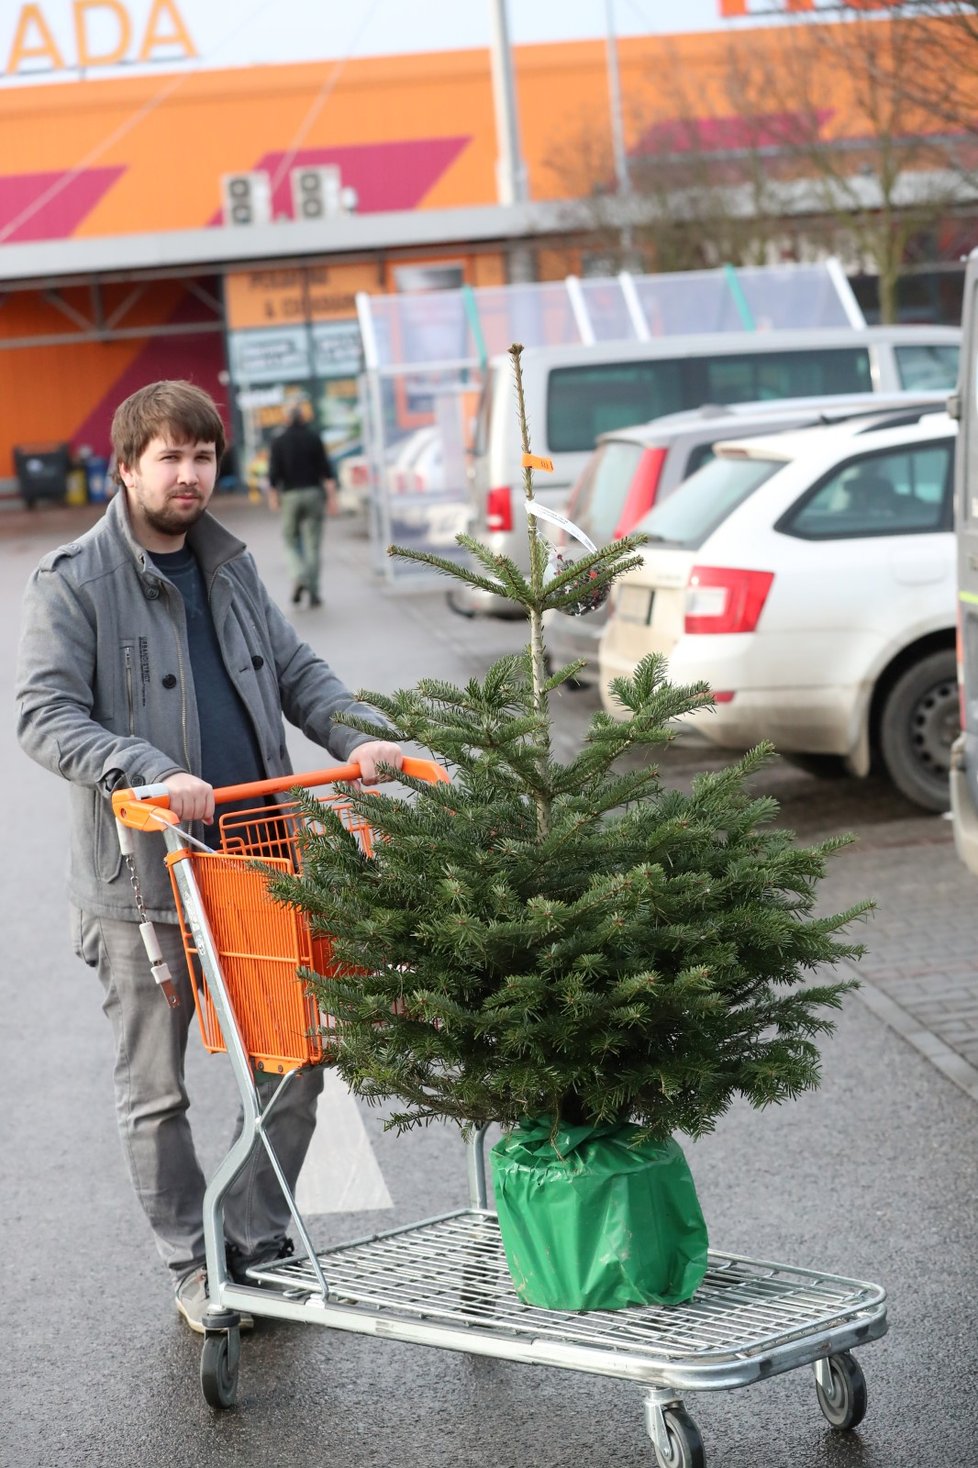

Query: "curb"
left=850, top=963, right=978, bottom=1104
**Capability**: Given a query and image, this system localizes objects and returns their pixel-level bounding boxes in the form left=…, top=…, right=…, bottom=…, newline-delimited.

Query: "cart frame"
left=113, top=767, right=888, bottom=1468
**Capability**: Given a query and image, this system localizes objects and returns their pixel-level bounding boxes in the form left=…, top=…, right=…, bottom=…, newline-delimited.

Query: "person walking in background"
left=267, top=394, right=338, bottom=608
left=15, top=379, right=401, bottom=1333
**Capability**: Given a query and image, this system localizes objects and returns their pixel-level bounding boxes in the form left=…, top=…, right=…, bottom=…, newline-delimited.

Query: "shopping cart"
left=113, top=763, right=888, bottom=1468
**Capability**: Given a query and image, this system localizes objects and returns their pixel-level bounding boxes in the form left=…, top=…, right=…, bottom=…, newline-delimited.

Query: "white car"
left=598, top=410, right=958, bottom=811
left=386, top=427, right=441, bottom=493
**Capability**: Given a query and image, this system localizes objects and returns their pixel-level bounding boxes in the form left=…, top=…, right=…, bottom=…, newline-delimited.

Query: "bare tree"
left=744, top=7, right=974, bottom=320
left=868, top=2, right=978, bottom=148
left=544, top=8, right=978, bottom=318
left=543, top=43, right=791, bottom=275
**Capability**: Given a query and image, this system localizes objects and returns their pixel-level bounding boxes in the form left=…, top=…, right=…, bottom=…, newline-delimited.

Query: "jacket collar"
left=106, top=490, right=247, bottom=582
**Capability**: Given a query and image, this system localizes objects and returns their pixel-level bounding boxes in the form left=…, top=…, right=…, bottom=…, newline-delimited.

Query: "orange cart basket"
left=157, top=758, right=448, bottom=1076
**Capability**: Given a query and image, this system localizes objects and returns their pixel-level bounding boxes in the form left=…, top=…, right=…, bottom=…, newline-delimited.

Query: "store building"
left=0, top=0, right=972, bottom=492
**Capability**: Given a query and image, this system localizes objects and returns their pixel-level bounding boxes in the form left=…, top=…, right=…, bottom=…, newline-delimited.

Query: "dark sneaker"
left=291, top=583, right=305, bottom=606
left=227, top=1236, right=295, bottom=1284
left=308, top=593, right=323, bottom=608
left=174, top=1266, right=254, bottom=1334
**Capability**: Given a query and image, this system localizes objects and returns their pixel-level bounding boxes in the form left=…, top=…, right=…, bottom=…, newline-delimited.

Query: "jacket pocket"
left=71, top=905, right=101, bottom=968
left=93, top=786, right=123, bottom=884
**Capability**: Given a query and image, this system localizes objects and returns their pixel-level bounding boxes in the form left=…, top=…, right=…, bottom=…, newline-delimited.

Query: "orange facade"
left=0, top=9, right=964, bottom=480
left=3, top=18, right=952, bottom=245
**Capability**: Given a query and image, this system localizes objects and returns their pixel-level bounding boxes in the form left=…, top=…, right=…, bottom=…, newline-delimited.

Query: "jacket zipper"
left=164, top=586, right=193, bottom=778
left=124, top=645, right=135, bottom=734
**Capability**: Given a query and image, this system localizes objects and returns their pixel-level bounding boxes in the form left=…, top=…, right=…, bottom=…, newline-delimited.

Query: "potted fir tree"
left=270, top=345, right=868, bottom=1312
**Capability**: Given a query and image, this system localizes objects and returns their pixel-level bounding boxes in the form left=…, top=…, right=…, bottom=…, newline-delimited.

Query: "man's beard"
left=143, top=496, right=206, bottom=537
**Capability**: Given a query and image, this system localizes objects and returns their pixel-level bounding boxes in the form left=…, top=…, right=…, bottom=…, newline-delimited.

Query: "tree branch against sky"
left=544, top=6, right=978, bottom=317
left=872, top=2, right=978, bottom=145
left=543, top=40, right=791, bottom=274
left=756, top=5, right=973, bottom=320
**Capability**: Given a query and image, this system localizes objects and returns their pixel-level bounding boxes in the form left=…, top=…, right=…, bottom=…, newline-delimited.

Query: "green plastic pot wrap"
left=490, top=1118, right=709, bottom=1312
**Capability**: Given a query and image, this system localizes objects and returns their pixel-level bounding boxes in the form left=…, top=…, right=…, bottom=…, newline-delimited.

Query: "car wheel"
left=878, top=649, right=958, bottom=812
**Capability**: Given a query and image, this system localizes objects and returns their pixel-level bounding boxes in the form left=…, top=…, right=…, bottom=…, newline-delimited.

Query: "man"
left=15, top=380, right=401, bottom=1333
left=267, top=395, right=338, bottom=608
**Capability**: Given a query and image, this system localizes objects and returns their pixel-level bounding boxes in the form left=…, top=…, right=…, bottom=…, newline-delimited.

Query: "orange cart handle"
left=112, top=756, right=449, bottom=829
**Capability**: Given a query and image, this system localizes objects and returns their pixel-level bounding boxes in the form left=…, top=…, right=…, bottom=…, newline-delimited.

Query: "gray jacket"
left=15, top=493, right=382, bottom=921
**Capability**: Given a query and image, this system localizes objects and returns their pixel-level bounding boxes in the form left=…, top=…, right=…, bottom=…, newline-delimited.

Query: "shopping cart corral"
left=112, top=764, right=888, bottom=1468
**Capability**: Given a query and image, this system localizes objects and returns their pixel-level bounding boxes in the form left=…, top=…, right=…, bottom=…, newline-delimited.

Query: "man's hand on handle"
left=354, top=740, right=403, bottom=786
left=162, top=743, right=401, bottom=820
left=164, top=772, right=216, bottom=825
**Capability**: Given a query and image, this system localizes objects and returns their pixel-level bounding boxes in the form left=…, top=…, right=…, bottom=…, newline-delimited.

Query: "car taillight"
left=614, top=446, right=668, bottom=538
left=684, top=566, right=774, bottom=635
left=487, top=485, right=513, bottom=532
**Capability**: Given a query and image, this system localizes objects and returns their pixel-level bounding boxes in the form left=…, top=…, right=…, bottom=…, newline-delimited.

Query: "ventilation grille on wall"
left=220, top=172, right=273, bottom=227
left=290, top=166, right=358, bottom=221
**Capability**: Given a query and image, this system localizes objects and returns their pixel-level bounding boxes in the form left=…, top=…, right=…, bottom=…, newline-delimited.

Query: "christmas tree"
left=271, top=345, right=868, bottom=1141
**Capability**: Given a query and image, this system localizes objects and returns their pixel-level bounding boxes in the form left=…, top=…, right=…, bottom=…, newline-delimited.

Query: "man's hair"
left=111, top=381, right=226, bottom=486
left=284, top=391, right=310, bottom=426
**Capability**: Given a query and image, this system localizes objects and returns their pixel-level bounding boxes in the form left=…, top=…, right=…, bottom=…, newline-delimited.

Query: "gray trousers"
left=280, top=485, right=325, bottom=598
left=75, top=909, right=324, bottom=1278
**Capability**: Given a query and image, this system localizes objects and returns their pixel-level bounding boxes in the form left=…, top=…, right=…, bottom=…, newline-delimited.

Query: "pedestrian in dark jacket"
left=267, top=396, right=338, bottom=608
left=15, top=379, right=401, bottom=1333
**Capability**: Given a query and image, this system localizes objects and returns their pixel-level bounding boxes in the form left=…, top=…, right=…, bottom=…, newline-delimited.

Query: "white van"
left=456, top=325, right=960, bottom=616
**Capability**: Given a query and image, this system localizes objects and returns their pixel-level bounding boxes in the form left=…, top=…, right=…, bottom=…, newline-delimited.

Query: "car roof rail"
left=850, top=402, right=949, bottom=433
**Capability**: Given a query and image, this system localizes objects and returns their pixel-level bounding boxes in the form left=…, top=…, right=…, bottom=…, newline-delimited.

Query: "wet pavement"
left=1, top=496, right=975, bottom=1468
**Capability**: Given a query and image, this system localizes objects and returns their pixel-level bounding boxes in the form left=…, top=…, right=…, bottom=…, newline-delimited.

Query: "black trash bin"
left=14, top=443, right=72, bottom=507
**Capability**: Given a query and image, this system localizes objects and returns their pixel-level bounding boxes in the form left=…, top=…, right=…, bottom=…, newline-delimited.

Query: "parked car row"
left=595, top=407, right=958, bottom=812
left=395, top=320, right=961, bottom=811
left=543, top=391, right=946, bottom=686
left=455, top=324, right=960, bottom=617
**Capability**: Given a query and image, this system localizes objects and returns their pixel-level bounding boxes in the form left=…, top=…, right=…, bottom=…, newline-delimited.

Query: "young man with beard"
left=15, top=380, right=401, bottom=1332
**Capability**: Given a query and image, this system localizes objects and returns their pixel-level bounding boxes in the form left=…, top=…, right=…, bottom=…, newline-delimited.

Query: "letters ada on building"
left=1, top=1, right=195, bottom=78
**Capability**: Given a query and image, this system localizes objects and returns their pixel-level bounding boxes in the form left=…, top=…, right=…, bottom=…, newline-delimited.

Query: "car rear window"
left=894, top=344, right=959, bottom=391
left=633, top=455, right=781, bottom=549
left=778, top=440, right=954, bottom=540
left=547, top=349, right=873, bottom=452
left=682, top=440, right=720, bottom=478
left=570, top=440, right=646, bottom=541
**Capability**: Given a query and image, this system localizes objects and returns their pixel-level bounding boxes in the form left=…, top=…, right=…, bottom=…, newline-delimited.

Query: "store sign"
left=229, top=322, right=362, bottom=385
left=719, top=1, right=897, bottom=13
left=2, top=0, right=195, bottom=76
left=224, top=265, right=377, bottom=331
left=313, top=320, right=362, bottom=378
left=230, top=328, right=310, bottom=385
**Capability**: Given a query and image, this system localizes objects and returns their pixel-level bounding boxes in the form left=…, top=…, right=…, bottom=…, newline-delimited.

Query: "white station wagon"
left=598, top=409, right=958, bottom=811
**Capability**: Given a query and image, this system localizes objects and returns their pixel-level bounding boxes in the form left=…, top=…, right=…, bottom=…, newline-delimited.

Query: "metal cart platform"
left=113, top=765, right=888, bottom=1468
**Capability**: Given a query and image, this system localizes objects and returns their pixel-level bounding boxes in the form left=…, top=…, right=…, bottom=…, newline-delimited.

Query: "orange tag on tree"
left=522, top=453, right=554, bottom=472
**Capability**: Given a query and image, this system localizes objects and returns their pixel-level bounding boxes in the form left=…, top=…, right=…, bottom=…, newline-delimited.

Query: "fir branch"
left=267, top=341, right=874, bottom=1141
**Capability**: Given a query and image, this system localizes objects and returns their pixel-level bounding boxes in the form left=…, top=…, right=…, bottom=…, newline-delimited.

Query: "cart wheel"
left=654, top=1407, right=705, bottom=1468
left=815, top=1351, right=867, bottom=1431
left=200, top=1328, right=240, bottom=1410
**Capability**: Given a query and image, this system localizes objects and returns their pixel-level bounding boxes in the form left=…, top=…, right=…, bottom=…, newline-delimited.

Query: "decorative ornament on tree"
left=528, top=501, right=612, bottom=618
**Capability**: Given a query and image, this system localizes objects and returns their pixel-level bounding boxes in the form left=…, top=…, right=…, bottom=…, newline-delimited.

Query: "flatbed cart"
left=113, top=763, right=888, bottom=1468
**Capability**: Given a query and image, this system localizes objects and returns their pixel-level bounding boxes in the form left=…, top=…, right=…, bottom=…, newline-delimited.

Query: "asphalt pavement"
left=1, top=496, right=975, bottom=1468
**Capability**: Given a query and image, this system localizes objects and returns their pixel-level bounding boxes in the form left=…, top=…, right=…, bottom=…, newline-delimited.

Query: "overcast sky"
left=0, top=0, right=781, bottom=87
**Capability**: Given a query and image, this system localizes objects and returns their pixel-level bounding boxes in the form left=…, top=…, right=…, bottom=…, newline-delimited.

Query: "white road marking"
left=295, top=1068, right=393, bottom=1214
